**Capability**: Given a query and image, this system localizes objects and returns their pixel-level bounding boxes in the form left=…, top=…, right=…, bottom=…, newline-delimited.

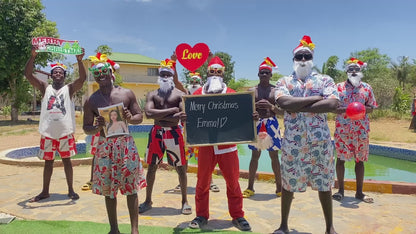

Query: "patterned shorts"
left=92, top=135, right=146, bottom=199
left=334, top=132, right=370, bottom=162
left=248, top=116, right=281, bottom=151
left=145, top=125, right=186, bottom=167
left=38, top=134, right=77, bottom=160
left=280, top=140, right=335, bottom=192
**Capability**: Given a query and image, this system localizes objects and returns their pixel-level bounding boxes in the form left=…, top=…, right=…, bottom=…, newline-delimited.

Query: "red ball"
left=346, top=102, right=366, bottom=120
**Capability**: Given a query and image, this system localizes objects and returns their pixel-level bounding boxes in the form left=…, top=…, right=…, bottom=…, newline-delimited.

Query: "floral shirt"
left=275, top=72, right=339, bottom=144
left=335, top=81, right=377, bottom=134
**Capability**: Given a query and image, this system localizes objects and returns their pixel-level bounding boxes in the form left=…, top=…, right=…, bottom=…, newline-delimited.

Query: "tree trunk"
left=9, top=78, right=19, bottom=122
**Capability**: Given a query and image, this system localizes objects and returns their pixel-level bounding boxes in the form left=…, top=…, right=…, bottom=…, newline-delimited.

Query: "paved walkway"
left=1, top=163, right=416, bottom=233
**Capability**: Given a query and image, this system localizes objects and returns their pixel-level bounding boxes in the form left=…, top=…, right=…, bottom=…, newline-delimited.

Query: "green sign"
left=183, top=91, right=256, bottom=146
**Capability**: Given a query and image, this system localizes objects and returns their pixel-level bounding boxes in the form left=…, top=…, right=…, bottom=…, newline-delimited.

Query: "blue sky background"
left=42, top=0, right=416, bottom=80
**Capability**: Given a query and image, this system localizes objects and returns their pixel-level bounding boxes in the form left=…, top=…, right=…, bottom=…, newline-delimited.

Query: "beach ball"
left=346, top=102, right=366, bottom=120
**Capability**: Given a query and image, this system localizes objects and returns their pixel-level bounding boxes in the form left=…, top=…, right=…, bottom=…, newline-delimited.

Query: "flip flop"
left=174, top=184, right=181, bottom=192
left=232, top=217, right=251, bottom=231
left=189, top=216, right=208, bottom=229
left=139, top=202, right=153, bottom=213
left=181, top=203, right=192, bottom=215
left=242, top=189, right=254, bottom=198
left=332, top=192, right=344, bottom=201
left=356, top=194, right=374, bottom=203
left=210, top=184, right=220, bottom=192
left=29, top=194, right=50, bottom=203
left=276, top=192, right=282, bottom=197
left=81, top=181, right=92, bottom=191
left=68, top=192, right=79, bottom=200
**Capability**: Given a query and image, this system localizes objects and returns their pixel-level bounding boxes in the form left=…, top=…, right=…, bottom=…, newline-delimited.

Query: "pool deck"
left=1, top=161, right=416, bottom=233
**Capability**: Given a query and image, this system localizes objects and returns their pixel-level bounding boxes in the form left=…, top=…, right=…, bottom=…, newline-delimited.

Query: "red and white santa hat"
left=293, top=35, right=315, bottom=55
left=346, top=57, right=367, bottom=69
left=259, top=57, right=278, bottom=72
left=49, top=62, right=67, bottom=72
left=159, top=58, right=176, bottom=75
left=89, top=53, right=120, bottom=71
left=207, top=56, right=225, bottom=70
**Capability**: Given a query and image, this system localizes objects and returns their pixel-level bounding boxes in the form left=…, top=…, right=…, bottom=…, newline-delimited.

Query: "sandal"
left=139, top=202, right=153, bottom=213
left=355, top=194, right=374, bottom=203
left=189, top=216, right=207, bottom=229
left=81, top=181, right=92, bottom=191
left=174, top=184, right=181, bottom=192
left=210, top=184, right=220, bottom=192
left=332, top=192, right=344, bottom=201
left=68, top=192, right=79, bottom=200
left=276, top=192, right=282, bottom=197
left=232, top=217, right=251, bottom=231
left=181, top=203, right=192, bottom=215
left=242, top=189, right=254, bottom=198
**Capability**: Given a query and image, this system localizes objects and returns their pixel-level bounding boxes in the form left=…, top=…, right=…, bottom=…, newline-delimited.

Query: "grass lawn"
left=0, top=220, right=251, bottom=234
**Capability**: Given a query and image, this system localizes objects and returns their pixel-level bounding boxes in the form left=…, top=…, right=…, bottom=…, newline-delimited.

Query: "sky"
left=42, top=0, right=416, bottom=81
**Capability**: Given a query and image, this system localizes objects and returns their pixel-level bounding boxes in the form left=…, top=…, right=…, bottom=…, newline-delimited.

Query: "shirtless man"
left=83, top=53, right=146, bottom=234
left=242, top=57, right=282, bottom=199
left=139, top=58, right=192, bottom=215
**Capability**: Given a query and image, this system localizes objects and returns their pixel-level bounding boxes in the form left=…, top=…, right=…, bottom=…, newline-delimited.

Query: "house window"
left=147, top=68, right=158, bottom=76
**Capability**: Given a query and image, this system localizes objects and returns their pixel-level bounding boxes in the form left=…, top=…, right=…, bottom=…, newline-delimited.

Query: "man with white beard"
left=332, top=58, right=377, bottom=204
left=274, top=35, right=339, bottom=234
left=140, top=58, right=192, bottom=215
left=188, top=56, right=252, bottom=231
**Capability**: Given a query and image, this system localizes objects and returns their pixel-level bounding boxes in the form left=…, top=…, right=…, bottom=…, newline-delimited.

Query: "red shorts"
left=145, top=125, right=186, bottom=166
left=38, top=134, right=77, bottom=160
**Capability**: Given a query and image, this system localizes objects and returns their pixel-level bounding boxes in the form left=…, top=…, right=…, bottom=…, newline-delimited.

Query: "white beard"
left=158, top=76, right=174, bottom=93
left=293, top=60, right=313, bottom=80
left=348, top=72, right=363, bottom=87
left=187, top=84, right=201, bottom=95
left=206, top=76, right=224, bottom=93
left=254, top=132, right=273, bottom=150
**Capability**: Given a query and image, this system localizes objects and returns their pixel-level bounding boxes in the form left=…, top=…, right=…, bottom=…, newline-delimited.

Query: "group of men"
left=24, top=34, right=377, bottom=234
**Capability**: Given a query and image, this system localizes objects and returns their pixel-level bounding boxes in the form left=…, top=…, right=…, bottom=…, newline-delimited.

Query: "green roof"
left=110, top=52, right=160, bottom=65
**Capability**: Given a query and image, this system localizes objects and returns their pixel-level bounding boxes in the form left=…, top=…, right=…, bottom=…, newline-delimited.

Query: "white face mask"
left=206, top=76, right=224, bottom=93
left=293, top=60, right=313, bottom=80
left=347, top=72, right=363, bottom=87
left=157, top=76, right=174, bottom=93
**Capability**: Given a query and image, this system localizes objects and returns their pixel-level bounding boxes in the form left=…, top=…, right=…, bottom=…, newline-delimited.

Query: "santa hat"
left=188, top=72, right=202, bottom=83
left=259, top=57, right=278, bottom=72
left=207, top=56, right=225, bottom=70
left=346, top=57, right=367, bottom=69
left=159, top=59, right=176, bottom=75
left=49, top=62, right=67, bottom=72
left=88, top=53, right=120, bottom=71
left=293, top=35, right=315, bottom=55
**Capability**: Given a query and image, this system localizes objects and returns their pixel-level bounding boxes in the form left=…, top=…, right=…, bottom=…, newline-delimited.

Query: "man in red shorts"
left=24, top=46, right=86, bottom=202
left=139, top=58, right=192, bottom=215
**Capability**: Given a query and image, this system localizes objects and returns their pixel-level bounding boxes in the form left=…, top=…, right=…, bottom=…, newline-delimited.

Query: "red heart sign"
left=175, top=43, right=210, bottom=72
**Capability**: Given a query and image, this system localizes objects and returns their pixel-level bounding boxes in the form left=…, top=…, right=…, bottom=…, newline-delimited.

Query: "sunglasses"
left=347, top=67, right=361, bottom=73
left=259, top=70, right=271, bottom=75
left=294, top=53, right=313, bottom=61
left=92, top=68, right=110, bottom=78
left=208, top=68, right=224, bottom=76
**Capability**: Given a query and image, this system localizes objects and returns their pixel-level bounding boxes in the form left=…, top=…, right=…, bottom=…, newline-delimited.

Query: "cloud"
left=90, top=30, right=156, bottom=53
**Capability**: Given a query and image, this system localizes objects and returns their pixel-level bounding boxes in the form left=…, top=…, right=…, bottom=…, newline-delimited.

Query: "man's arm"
left=124, top=89, right=143, bottom=124
left=68, top=48, right=86, bottom=97
left=297, top=98, right=339, bottom=113
left=24, top=47, right=48, bottom=95
left=144, top=91, right=180, bottom=120
left=277, top=95, right=323, bottom=113
left=171, top=52, right=188, bottom=93
left=83, top=98, right=103, bottom=135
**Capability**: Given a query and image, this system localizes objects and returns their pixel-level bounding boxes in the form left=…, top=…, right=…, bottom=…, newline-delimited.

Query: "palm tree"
left=391, top=56, right=410, bottom=90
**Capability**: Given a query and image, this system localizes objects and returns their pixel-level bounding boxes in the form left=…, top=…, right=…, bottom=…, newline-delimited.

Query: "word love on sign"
left=32, top=37, right=82, bottom=55
left=175, top=43, right=210, bottom=72
left=183, top=92, right=256, bottom=146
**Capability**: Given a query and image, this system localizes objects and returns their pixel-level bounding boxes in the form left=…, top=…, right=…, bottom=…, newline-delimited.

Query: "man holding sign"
left=187, top=56, right=252, bottom=231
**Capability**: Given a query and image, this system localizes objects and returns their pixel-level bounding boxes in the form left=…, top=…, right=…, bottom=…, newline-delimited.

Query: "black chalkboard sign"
left=183, top=91, right=256, bottom=146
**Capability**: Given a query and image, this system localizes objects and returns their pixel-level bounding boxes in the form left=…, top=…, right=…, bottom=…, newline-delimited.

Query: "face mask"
left=347, top=72, right=363, bottom=87
left=206, top=76, right=224, bottom=93
left=293, top=60, right=313, bottom=80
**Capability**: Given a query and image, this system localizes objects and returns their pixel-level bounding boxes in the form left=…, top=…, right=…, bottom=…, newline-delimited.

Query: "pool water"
left=65, top=132, right=416, bottom=184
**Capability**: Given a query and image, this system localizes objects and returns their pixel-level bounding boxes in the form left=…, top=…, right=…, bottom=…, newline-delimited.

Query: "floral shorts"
left=334, top=132, right=369, bottom=162
left=92, top=135, right=146, bottom=199
left=280, top=140, right=335, bottom=192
